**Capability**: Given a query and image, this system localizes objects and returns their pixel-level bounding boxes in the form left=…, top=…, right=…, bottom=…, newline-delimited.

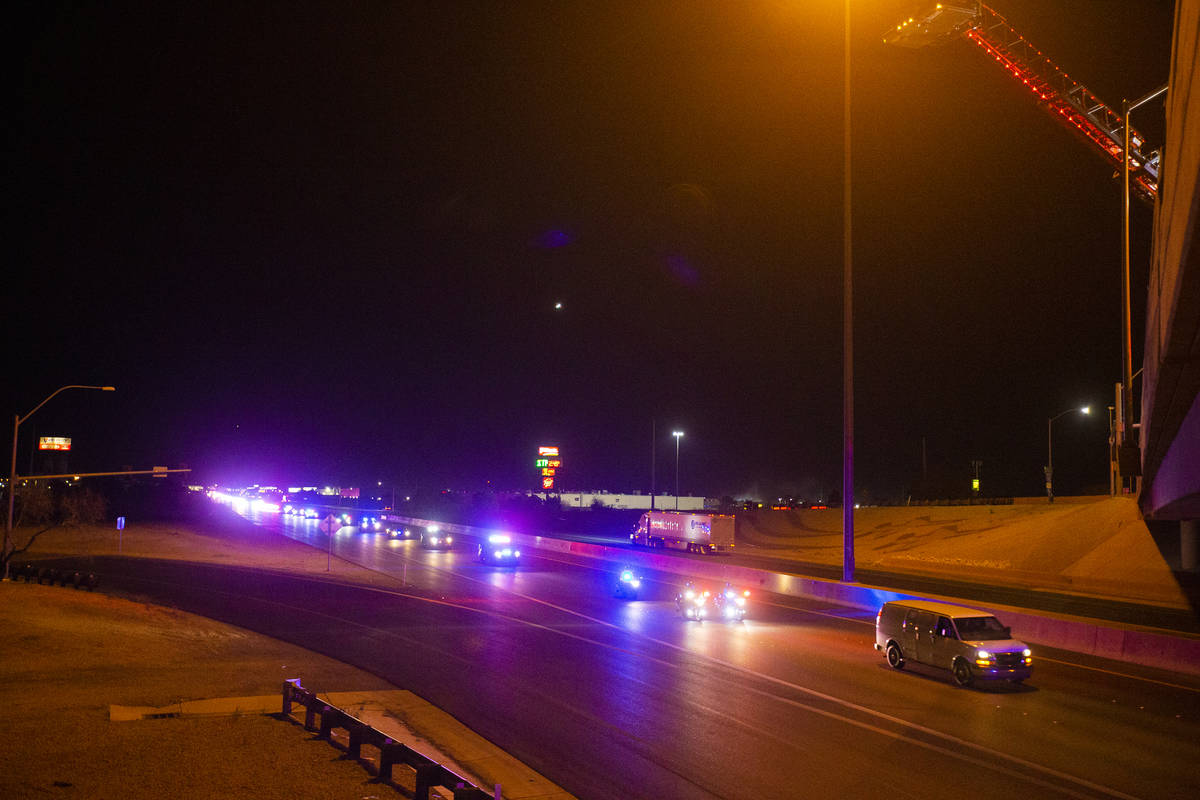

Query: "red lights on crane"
left=888, top=3, right=1160, bottom=204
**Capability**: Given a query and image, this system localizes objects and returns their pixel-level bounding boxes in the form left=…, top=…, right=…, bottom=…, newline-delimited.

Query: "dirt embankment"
left=736, top=496, right=1187, bottom=607
left=0, top=581, right=398, bottom=800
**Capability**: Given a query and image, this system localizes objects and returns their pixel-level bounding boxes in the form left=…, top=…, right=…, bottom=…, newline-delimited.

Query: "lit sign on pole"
left=972, top=478, right=981, bottom=492
left=38, top=437, right=72, bottom=451
left=537, top=446, right=560, bottom=490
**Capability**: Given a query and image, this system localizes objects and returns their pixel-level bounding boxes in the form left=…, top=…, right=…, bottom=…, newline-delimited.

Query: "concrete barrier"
left=391, top=515, right=1200, bottom=677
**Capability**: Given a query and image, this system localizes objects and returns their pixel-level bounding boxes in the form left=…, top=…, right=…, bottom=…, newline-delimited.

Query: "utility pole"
left=650, top=420, right=655, bottom=512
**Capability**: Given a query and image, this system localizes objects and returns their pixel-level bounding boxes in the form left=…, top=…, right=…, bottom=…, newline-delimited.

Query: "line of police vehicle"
left=280, top=501, right=1031, bottom=687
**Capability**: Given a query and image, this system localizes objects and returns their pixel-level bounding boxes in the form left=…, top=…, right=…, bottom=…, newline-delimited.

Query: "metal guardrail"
left=280, top=679, right=494, bottom=800
left=9, top=562, right=98, bottom=590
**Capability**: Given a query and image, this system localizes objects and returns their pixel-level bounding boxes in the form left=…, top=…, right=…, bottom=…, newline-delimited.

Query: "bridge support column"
left=1182, top=519, right=1198, bottom=571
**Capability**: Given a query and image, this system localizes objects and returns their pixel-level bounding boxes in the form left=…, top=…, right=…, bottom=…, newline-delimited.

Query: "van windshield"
left=955, top=616, right=1009, bottom=641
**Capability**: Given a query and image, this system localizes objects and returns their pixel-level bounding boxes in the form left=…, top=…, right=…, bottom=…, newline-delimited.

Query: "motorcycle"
left=714, top=584, right=750, bottom=621
left=675, top=582, right=712, bottom=620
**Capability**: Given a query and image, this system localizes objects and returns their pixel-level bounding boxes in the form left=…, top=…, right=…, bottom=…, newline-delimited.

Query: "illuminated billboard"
left=538, top=445, right=560, bottom=490
left=38, top=437, right=71, bottom=451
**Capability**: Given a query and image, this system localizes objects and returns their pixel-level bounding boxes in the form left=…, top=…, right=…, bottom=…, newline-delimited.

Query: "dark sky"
left=9, top=0, right=1176, bottom=500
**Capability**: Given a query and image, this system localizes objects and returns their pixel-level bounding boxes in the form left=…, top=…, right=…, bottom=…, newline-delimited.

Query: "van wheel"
left=886, top=643, right=904, bottom=670
left=952, top=659, right=974, bottom=687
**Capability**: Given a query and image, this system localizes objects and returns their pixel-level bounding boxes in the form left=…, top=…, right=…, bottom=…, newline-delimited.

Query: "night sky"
left=9, top=0, right=1176, bottom=501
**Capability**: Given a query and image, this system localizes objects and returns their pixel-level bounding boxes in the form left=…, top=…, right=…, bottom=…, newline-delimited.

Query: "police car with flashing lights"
left=476, top=533, right=520, bottom=565
left=614, top=568, right=642, bottom=598
left=420, top=526, right=453, bottom=550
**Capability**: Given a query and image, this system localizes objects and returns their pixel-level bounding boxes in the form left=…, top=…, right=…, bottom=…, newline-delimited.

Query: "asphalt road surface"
left=46, top=509, right=1200, bottom=800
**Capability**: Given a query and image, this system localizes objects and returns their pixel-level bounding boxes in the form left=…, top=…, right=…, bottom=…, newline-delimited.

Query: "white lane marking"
left=282, top=519, right=1200, bottom=695
left=528, top=549, right=1200, bottom=694
left=680, top=691, right=1117, bottom=800
left=1032, top=657, right=1200, bottom=692
left=256, top=563, right=1145, bottom=800
left=280, top=522, right=1173, bottom=795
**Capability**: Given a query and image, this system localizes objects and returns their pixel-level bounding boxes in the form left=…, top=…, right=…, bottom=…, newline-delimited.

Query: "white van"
left=874, top=600, right=1032, bottom=687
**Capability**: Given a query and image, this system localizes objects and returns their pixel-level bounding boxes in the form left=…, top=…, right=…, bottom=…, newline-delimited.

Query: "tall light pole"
left=6, top=385, right=115, bottom=578
left=672, top=431, right=684, bottom=511
left=1107, top=404, right=1116, bottom=496
left=1119, top=84, right=1166, bottom=494
left=1046, top=406, right=1090, bottom=504
left=842, top=0, right=855, bottom=582
left=650, top=419, right=656, bottom=512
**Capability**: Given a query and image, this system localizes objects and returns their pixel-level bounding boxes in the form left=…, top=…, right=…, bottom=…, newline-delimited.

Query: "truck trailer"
left=630, top=511, right=735, bottom=554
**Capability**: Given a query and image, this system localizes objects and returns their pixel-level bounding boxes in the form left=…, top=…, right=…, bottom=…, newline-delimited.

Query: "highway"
left=52, top=508, right=1200, bottom=799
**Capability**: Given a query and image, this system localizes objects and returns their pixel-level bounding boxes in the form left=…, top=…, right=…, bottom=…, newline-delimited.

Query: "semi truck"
left=630, top=511, right=735, bottom=554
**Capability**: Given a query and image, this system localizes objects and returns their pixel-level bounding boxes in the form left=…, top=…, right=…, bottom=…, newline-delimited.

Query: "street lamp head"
left=1081, top=406, right=1091, bottom=414
left=101, top=386, right=116, bottom=391
left=672, top=431, right=684, bottom=439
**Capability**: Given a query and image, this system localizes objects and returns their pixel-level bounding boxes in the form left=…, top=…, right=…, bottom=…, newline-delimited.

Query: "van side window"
left=936, top=617, right=955, bottom=638
left=903, top=609, right=920, bottom=630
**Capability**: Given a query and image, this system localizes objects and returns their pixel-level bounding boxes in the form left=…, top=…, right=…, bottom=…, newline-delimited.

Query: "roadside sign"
left=320, top=515, right=338, bottom=535
left=152, top=466, right=168, bottom=477
left=116, top=517, right=125, bottom=531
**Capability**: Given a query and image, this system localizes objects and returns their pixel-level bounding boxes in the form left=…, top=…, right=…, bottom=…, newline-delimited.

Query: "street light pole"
left=5, top=385, right=115, bottom=579
left=1046, top=406, right=1090, bottom=504
left=1107, top=405, right=1116, bottom=496
left=1120, top=84, right=1167, bottom=494
left=672, top=431, right=684, bottom=511
left=842, top=0, right=855, bottom=582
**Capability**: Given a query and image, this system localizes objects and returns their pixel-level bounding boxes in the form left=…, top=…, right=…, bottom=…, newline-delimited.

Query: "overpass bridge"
left=1139, top=1, right=1200, bottom=565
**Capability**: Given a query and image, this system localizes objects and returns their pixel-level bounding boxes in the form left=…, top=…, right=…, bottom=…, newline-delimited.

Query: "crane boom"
left=885, top=3, right=1159, bottom=204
